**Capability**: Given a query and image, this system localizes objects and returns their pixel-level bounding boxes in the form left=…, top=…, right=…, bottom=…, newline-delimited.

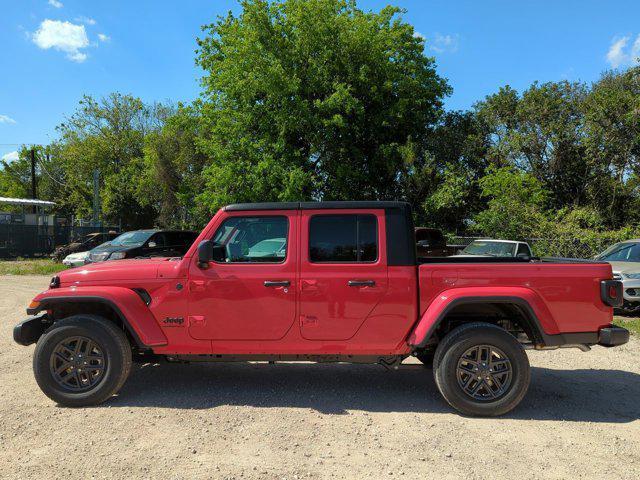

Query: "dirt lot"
left=1, top=276, right=639, bottom=480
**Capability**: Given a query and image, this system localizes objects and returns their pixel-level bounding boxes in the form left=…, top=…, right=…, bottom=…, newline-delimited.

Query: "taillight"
left=601, top=280, right=623, bottom=307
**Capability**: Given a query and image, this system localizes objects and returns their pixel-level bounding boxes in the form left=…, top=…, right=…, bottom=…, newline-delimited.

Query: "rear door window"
left=309, top=214, right=378, bottom=263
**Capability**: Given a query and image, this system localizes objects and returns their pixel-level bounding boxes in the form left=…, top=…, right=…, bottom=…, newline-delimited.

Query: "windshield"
left=461, top=241, right=516, bottom=257
left=109, top=231, right=154, bottom=247
left=596, top=242, right=640, bottom=262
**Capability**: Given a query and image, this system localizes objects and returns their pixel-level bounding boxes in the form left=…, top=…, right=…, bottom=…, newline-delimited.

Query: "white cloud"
left=606, top=34, right=640, bottom=68
left=97, top=33, right=110, bottom=42
left=430, top=33, right=460, bottom=54
left=413, top=31, right=425, bottom=40
left=0, top=115, right=17, bottom=124
left=1, top=151, right=19, bottom=163
left=632, top=36, right=640, bottom=63
left=68, top=52, right=88, bottom=62
left=48, top=0, right=63, bottom=8
left=607, top=36, right=629, bottom=67
left=32, top=19, right=90, bottom=62
left=75, top=16, right=96, bottom=26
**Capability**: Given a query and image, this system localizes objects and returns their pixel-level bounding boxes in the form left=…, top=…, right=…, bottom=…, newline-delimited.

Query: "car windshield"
left=461, top=241, right=516, bottom=257
left=596, top=242, right=640, bottom=262
left=109, top=231, right=154, bottom=246
left=80, top=234, right=97, bottom=245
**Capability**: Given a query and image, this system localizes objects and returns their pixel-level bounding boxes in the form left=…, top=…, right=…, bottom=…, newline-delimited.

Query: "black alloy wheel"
left=49, top=336, right=107, bottom=392
left=455, top=344, right=512, bottom=401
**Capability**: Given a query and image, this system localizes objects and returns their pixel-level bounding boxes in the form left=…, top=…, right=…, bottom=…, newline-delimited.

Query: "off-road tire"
left=433, top=322, right=530, bottom=416
left=33, top=315, right=132, bottom=407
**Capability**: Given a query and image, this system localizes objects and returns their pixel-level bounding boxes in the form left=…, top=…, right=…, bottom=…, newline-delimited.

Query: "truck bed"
left=417, top=260, right=613, bottom=335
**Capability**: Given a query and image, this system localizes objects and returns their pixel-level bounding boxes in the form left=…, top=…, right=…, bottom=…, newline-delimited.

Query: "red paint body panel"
left=32, top=286, right=168, bottom=346
left=298, top=209, right=389, bottom=341
left=414, top=262, right=613, bottom=342
left=33, top=206, right=615, bottom=356
left=187, top=210, right=299, bottom=341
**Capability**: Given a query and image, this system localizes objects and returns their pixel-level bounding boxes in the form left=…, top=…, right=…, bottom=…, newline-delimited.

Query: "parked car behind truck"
left=86, top=229, right=198, bottom=263
left=454, top=239, right=533, bottom=258
left=14, top=201, right=628, bottom=416
left=51, top=231, right=119, bottom=262
left=595, top=239, right=640, bottom=313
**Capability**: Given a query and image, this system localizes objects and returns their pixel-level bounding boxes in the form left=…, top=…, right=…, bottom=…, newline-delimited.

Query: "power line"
left=0, top=143, right=40, bottom=146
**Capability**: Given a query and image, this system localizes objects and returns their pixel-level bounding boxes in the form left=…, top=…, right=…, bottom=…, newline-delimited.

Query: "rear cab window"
left=309, top=214, right=378, bottom=263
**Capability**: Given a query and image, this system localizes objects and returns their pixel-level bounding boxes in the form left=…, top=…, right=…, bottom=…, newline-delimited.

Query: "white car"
left=62, top=251, right=89, bottom=267
left=453, top=239, right=533, bottom=258
left=595, top=240, right=640, bottom=313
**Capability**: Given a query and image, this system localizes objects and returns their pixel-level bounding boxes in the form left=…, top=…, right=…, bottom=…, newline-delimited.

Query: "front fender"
left=28, top=286, right=168, bottom=347
left=408, top=286, right=559, bottom=347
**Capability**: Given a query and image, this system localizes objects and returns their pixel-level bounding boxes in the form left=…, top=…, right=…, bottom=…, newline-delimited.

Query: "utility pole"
left=92, top=169, right=101, bottom=227
left=30, top=147, right=38, bottom=213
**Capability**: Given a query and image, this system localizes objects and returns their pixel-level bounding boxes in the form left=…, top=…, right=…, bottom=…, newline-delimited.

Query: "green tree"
left=54, top=93, right=171, bottom=227
left=412, top=110, right=489, bottom=231
left=582, top=66, right=640, bottom=226
left=475, top=81, right=589, bottom=210
left=195, top=0, right=450, bottom=213
left=473, top=166, right=549, bottom=240
left=138, top=106, right=209, bottom=228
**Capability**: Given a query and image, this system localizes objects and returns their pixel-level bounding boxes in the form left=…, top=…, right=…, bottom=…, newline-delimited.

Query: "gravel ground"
left=1, top=275, right=639, bottom=480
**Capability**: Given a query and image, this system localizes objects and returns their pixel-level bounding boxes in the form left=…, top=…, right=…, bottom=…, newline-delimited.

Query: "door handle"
left=264, top=280, right=290, bottom=287
left=348, top=280, right=375, bottom=287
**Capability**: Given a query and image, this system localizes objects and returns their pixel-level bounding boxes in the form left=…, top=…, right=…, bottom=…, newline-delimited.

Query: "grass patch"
left=0, top=259, right=67, bottom=276
left=614, top=315, right=640, bottom=336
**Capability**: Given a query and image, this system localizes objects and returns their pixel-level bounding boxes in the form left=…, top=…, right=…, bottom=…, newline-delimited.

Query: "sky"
left=1, top=0, right=640, bottom=163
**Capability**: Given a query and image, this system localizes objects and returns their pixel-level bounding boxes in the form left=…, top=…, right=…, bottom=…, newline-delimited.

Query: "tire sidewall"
left=434, top=325, right=530, bottom=416
left=33, top=319, right=126, bottom=407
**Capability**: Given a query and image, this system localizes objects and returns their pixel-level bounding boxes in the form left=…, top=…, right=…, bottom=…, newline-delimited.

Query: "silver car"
left=595, top=240, right=640, bottom=313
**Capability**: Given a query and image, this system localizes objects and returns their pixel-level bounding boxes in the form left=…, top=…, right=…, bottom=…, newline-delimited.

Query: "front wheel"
left=33, top=315, right=132, bottom=407
left=433, top=322, right=530, bottom=416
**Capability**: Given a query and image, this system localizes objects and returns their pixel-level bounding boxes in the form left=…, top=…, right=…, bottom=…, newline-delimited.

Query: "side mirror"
left=197, top=240, right=213, bottom=268
left=516, top=253, right=530, bottom=260
left=197, top=240, right=226, bottom=268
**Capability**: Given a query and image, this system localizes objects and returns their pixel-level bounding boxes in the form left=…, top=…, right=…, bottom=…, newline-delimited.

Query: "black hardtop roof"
left=224, top=201, right=410, bottom=212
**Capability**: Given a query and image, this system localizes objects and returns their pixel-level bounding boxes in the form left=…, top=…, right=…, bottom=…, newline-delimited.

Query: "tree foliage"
left=194, top=0, right=450, bottom=213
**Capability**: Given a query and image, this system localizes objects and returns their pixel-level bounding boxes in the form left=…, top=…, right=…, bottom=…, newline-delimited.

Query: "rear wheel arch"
left=414, top=296, right=547, bottom=352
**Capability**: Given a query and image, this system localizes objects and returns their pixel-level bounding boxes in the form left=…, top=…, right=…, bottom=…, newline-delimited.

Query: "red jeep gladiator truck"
left=14, top=201, right=629, bottom=416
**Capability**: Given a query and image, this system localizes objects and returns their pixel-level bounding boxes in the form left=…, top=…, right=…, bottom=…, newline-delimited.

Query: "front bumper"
left=598, top=326, right=630, bottom=347
left=13, top=314, right=50, bottom=346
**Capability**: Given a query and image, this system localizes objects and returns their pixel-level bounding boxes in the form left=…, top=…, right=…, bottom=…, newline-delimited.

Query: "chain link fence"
left=0, top=224, right=118, bottom=258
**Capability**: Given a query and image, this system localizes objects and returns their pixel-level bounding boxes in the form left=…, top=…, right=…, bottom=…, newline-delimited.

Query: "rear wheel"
left=33, top=315, right=132, bottom=407
left=433, top=322, right=530, bottom=416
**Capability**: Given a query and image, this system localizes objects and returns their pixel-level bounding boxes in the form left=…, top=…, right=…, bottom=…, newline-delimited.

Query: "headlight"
left=89, top=252, right=110, bottom=262
left=624, top=272, right=640, bottom=279
left=109, top=251, right=126, bottom=260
